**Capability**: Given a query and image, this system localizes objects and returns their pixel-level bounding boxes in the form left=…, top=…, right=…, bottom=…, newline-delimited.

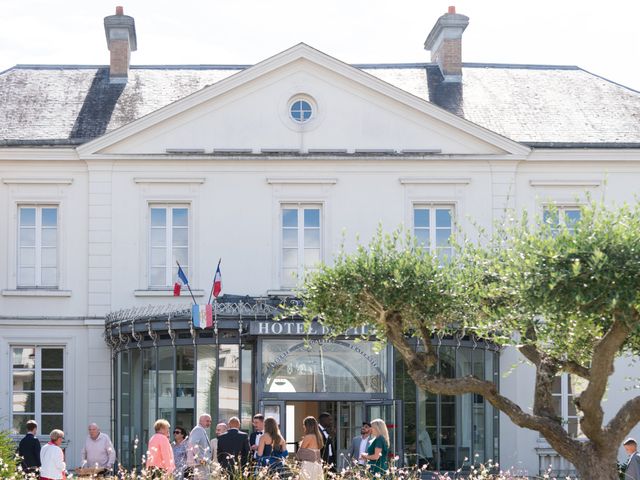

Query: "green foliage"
left=475, top=202, right=640, bottom=364
left=0, top=430, right=18, bottom=476
left=300, top=201, right=640, bottom=367
left=297, top=227, right=466, bottom=341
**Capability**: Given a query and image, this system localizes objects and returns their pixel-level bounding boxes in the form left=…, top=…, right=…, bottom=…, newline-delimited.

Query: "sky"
left=1, top=0, right=640, bottom=91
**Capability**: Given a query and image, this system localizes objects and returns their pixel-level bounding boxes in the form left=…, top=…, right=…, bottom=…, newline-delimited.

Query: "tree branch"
left=606, top=396, right=640, bottom=447
left=576, top=317, right=630, bottom=444
left=533, top=357, right=560, bottom=418
left=518, top=329, right=560, bottom=417
left=518, top=332, right=590, bottom=380
left=416, top=321, right=437, bottom=364
left=559, top=360, right=591, bottom=380
left=382, top=310, right=585, bottom=464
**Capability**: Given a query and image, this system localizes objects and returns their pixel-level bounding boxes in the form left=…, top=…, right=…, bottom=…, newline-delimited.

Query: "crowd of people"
left=144, top=411, right=392, bottom=479
left=15, top=414, right=640, bottom=479
left=15, top=413, right=393, bottom=479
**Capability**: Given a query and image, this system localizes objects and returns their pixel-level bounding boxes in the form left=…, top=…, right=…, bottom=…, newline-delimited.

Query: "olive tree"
left=296, top=203, right=640, bottom=480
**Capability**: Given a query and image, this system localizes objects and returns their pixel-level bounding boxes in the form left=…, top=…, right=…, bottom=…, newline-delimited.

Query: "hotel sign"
left=249, top=320, right=369, bottom=336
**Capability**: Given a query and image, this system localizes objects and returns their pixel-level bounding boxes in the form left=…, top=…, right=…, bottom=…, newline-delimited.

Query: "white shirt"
left=358, top=436, right=370, bottom=465
left=40, top=442, right=66, bottom=479
left=319, top=426, right=333, bottom=457
left=253, top=431, right=263, bottom=458
left=418, top=429, right=433, bottom=459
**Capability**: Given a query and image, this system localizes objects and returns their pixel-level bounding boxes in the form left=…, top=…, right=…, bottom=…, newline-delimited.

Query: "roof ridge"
left=4, top=62, right=588, bottom=72
left=462, top=62, right=580, bottom=70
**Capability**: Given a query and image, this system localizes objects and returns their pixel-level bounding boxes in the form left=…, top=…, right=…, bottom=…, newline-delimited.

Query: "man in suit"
left=217, top=417, right=250, bottom=472
left=319, top=412, right=337, bottom=472
left=624, top=438, right=640, bottom=480
left=347, top=422, right=372, bottom=468
left=211, top=422, right=228, bottom=464
left=17, top=420, right=41, bottom=475
left=249, top=413, right=264, bottom=460
left=188, top=414, right=212, bottom=479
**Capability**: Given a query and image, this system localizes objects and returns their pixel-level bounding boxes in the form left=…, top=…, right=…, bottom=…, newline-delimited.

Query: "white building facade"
left=1, top=7, right=640, bottom=477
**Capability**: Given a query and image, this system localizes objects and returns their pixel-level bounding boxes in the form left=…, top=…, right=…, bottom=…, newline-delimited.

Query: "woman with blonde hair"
left=40, top=429, right=66, bottom=480
left=360, top=418, right=389, bottom=474
left=146, top=419, right=175, bottom=476
left=296, top=416, right=323, bottom=480
left=257, top=417, right=288, bottom=472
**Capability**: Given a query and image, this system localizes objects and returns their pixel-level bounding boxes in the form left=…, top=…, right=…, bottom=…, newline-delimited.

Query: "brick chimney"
left=424, top=6, right=469, bottom=83
left=104, top=6, right=137, bottom=83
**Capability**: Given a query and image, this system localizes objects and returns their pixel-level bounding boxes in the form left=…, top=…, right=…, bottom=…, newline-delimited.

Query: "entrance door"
left=257, top=399, right=403, bottom=467
left=365, top=400, right=404, bottom=466
left=276, top=400, right=364, bottom=468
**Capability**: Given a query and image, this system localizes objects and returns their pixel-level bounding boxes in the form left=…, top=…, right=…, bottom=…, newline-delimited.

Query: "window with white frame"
left=543, top=206, right=581, bottom=235
left=18, top=206, right=58, bottom=288
left=11, top=346, right=64, bottom=434
left=413, top=205, right=454, bottom=261
left=551, top=373, right=583, bottom=438
left=281, top=205, right=322, bottom=287
left=149, top=205, right=189, bottom=287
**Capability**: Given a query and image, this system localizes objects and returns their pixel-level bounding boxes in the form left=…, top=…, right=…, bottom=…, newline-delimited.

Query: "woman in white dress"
left=296, top=416, right=324, bottom=480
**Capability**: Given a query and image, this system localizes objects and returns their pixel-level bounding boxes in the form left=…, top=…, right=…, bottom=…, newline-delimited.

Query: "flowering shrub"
left=0, top=430, right=19, bottom=476
left=0, top=457, right=578, bottom=479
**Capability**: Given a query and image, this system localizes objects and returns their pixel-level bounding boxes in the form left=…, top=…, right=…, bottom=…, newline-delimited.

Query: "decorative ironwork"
left=105, top=300, right=282, bottom=325
left=103, top=296, right=293, bottom=352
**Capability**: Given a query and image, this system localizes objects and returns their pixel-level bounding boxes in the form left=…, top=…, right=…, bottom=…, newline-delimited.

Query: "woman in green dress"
left=360, top=418, right=389, bottom=475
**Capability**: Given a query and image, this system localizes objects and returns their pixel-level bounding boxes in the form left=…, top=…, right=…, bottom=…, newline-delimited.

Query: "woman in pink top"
left=146, top=419, right=175, bottom=475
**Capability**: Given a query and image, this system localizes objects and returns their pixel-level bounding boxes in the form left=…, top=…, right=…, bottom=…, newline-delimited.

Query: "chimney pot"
left=104, top=7, right=137, bottom=83
left=424, top=8, right=469, bottom=83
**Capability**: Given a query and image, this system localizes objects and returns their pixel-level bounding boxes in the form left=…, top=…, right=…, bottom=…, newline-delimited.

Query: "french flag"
left=173, top=265, right=189, bottom=296
left=212, top=262, right=222, bottom=298
left=192, top=304, right=213, bottom=329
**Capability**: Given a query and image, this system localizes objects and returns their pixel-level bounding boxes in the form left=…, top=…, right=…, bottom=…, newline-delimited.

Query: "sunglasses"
left=173, top=431, right=183, bottom=435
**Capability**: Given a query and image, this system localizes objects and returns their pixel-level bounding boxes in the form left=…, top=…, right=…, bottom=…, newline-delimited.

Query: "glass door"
left=365, top=400, right=404, bottom=466
left=336, top=401, right=366, bottom=470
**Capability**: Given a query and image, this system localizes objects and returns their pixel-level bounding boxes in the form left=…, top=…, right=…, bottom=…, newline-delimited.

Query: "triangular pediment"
left=77, top=44, right=529, bottom=157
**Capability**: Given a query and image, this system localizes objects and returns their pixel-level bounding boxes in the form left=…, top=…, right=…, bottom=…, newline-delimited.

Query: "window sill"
left=134, top=289, right=205, bottom=297
left=2, top=289, right=71, bottom=297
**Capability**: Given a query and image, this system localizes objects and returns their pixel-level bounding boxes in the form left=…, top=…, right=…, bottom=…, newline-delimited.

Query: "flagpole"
left=207, top=257, right=222, bottom=305
left=176, top=261, right=197, bottom=305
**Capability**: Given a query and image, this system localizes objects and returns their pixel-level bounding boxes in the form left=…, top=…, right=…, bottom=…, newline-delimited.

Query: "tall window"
left=11, top=346, right=64, bottom=434
left=149, top=205, right=189, bottom=287
left=552, top=374, right=583, bottom=438
left=543, top=206, right=581, bottom=235
left=281, top=205, right=321, bottom=287
left=18, top=206, right=58, bottom=288
left=413, top=205, right=454, bottom=261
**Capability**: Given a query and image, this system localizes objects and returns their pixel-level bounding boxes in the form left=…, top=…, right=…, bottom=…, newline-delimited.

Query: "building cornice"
left=528, top=149, right=640, bottom=162
left=0, top=147, right=80, bottom=161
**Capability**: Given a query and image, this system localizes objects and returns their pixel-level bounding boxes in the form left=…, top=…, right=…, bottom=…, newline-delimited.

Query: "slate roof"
left=1, top=62, right=640, bottom=147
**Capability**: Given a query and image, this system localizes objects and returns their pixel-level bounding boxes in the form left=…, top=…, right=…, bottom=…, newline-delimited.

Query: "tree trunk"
left=573, top=453, right=619, bottom=480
